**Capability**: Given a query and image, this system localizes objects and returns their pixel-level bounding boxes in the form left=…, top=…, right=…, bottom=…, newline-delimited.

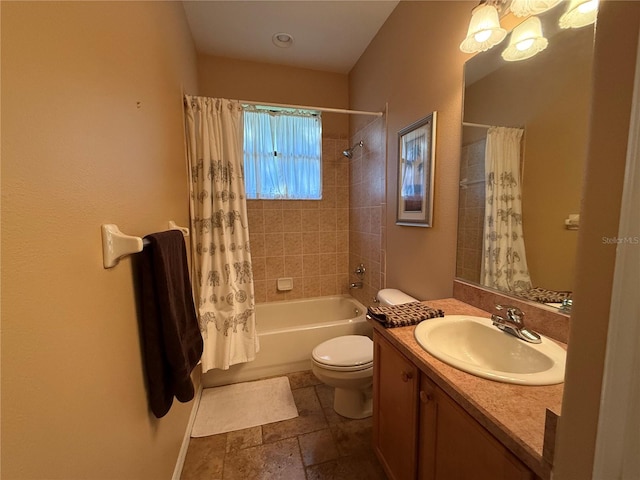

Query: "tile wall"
left=348, top=117, right=387, bottom=307
left=248, top=136, right=351, bottom=303
left=456, top=137, right=486, bottom=283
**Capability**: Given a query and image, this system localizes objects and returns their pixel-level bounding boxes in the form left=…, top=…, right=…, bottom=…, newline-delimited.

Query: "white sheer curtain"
left=184, top=96, right=259, bottom=372
left=400, top=128, right=424, bottom=198
left=481, top=126, right=532, bottom=293
left=243, top=108, right=322, bottom=199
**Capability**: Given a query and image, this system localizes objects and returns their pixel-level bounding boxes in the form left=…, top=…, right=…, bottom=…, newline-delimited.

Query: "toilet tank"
left=376, top=288, right=418, bottom=306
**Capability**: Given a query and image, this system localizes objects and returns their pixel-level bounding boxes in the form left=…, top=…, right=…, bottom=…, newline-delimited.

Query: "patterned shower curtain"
left=184, top=96, right=259, bottom=372
left=481, top=126, right=532, bottom=293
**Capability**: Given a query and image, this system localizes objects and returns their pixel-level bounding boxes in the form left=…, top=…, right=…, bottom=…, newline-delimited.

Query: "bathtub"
left=201, top=295, right=371, bottom=388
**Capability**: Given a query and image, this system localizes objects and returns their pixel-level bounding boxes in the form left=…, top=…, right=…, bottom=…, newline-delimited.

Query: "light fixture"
left=509, top=0, right=562, bottom=17
left=501, top=16, right=548, bottom=61
left=272, top=32, right=294, bottom=48
left=559, top=0, right=599, bottom=29
left=459, top=4, right=507, bottom=53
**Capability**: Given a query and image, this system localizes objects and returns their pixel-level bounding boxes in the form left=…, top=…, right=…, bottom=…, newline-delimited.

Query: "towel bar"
left=101, top=221, right=189, bottom=269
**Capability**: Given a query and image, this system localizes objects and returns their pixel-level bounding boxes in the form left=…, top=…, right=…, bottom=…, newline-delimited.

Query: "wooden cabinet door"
left=418, top=374, right=437, bottom=480
left=419, top=375, right=534, bottom=480
left=373, top=331, right=419, bottom=480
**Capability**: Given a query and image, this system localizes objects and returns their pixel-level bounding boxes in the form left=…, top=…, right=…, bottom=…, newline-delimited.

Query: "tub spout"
left=350, top=282, right=363, bottom=289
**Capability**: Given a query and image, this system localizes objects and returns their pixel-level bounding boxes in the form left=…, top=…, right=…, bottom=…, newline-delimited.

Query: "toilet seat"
left=312, top=335, right=373, bottom=372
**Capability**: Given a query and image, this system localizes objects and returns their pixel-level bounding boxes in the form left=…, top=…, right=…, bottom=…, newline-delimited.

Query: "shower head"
left=342, top=140, right=364, bottom=159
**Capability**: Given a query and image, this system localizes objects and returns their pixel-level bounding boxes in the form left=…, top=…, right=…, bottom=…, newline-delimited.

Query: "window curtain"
left=481, top=126, right=532, bottom=293
left=243, top=108, right=322, bottom=199
left=184, top=95, right=259, bottom=372
left=401, top=129, right=426, bottom=198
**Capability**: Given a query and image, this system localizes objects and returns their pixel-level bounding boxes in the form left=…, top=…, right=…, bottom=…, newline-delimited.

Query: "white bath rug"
left=191, top=377, right=298, bottom=437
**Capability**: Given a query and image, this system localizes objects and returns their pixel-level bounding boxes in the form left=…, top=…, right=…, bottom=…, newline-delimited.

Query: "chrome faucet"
left=350, top=264, right=365, bottom=289
left=559, top=299, right=573, bottom=314
left=491, top=304, right=541, bottom=344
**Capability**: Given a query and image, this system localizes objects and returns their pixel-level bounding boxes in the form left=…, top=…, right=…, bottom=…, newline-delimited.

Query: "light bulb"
left=501, top=16, right=548, bottom=62
left=559, top=0, right=599, bottom=29
left=578, top=0, right=598, bottom=13
left=459, top=5, right=507, bottom=53
left=516, top=38, right=535, bottom=51
left=474, top=30, right=493, bottom=43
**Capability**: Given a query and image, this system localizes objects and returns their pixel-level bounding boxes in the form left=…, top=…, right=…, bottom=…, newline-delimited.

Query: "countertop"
left=370, top=298, right=564, bottom=480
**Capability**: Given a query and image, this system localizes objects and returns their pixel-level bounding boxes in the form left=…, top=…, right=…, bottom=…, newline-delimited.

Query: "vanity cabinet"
left=373, top=331, right=536, bottom=480
left=418, top=374, right=534, bottom=480
left=373, top=330, right=419, bottom=480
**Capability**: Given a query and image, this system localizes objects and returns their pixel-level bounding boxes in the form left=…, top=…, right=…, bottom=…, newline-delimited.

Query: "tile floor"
left=180, top=371, right=388, bottom=480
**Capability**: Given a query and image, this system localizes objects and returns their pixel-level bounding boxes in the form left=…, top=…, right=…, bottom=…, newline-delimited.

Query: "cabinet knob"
left=400, top=371, right=413, bottom=382
left=420, top=390, right=433, bottom=403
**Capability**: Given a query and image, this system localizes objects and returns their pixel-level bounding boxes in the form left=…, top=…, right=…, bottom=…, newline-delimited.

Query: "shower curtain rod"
left=463, top=121, right=491, bottom=129
left=239, top=99, right=383, bottom=117
left=463, top=121, right=525, bottom=129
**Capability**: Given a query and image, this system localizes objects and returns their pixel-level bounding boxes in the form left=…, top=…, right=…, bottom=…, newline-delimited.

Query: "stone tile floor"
left=180, top=371, right=388, bottom=480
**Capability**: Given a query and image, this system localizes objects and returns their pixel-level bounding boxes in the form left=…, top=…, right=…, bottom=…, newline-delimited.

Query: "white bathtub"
left=201, top=295, right=371, bottom=388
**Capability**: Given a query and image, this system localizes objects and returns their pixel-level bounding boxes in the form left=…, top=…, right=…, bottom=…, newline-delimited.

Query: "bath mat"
left=191, top=377, right=298, bottom=437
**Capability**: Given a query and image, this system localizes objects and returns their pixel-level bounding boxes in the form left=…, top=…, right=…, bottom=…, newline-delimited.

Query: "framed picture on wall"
left=396, top=112, right=437, bottom=227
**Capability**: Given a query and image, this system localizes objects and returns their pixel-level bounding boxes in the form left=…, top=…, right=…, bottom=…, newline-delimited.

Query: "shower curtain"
left=184, top=95, right=259, bottom=372
left=481, top=126, right=532, bottom=293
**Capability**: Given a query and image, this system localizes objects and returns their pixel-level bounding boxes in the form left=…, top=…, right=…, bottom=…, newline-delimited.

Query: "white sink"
left=414, top=315, right=566, bottom=385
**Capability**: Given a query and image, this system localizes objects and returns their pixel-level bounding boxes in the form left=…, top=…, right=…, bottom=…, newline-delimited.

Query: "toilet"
left=311, top=288, right=418, bottom=419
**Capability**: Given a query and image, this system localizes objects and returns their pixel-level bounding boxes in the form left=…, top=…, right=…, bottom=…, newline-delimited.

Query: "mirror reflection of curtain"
left=481, top=126, right=532, bottom=292
left=184, top=96, right=259, bottom=372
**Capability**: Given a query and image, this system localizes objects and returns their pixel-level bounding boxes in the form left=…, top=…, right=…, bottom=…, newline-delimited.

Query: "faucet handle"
left=559, top=298, right=573, bottom=313
left=494, top=304, right=524, bottom=324
left=492, top=304, right=541, bottom=344
left=495, top=304, right=523, bottom=314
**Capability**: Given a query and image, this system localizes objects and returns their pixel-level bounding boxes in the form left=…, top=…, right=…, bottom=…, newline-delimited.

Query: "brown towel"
left=137, top=230, right=203, bottom=418
left=516, top=287, right=572, bottom=304
left=367, top=302, right=444, bottom=328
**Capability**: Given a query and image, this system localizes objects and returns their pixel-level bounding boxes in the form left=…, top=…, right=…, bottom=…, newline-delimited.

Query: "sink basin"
left=414, top=315, right=566, bottom=385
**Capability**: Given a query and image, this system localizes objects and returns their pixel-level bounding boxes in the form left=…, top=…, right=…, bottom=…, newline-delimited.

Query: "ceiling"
left=182, top=1, right=400, bottom=74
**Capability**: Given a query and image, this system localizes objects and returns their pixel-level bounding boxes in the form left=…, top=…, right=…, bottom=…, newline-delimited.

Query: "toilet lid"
left=377, top=288, right=418, bottom=306
left=312, top=335, right=373, bottom=370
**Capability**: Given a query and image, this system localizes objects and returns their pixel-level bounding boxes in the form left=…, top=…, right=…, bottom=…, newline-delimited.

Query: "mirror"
left=397, top=113, right=437, bottom=227
left=456, top=5, right=596, bottom=307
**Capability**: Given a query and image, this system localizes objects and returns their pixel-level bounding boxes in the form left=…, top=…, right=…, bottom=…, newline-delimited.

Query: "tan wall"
left=197, top=54, right=350, bottom=137
left=554, top=2, right=640, bottom=478
left=1, top=2, right=198, bottom=479
left=349, top=1, right=476, bottom=301
left=196, top=54, right=352, bottom=301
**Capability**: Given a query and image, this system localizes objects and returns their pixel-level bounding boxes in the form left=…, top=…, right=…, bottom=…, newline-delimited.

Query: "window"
left=243, top=107, right=322, bottom=200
